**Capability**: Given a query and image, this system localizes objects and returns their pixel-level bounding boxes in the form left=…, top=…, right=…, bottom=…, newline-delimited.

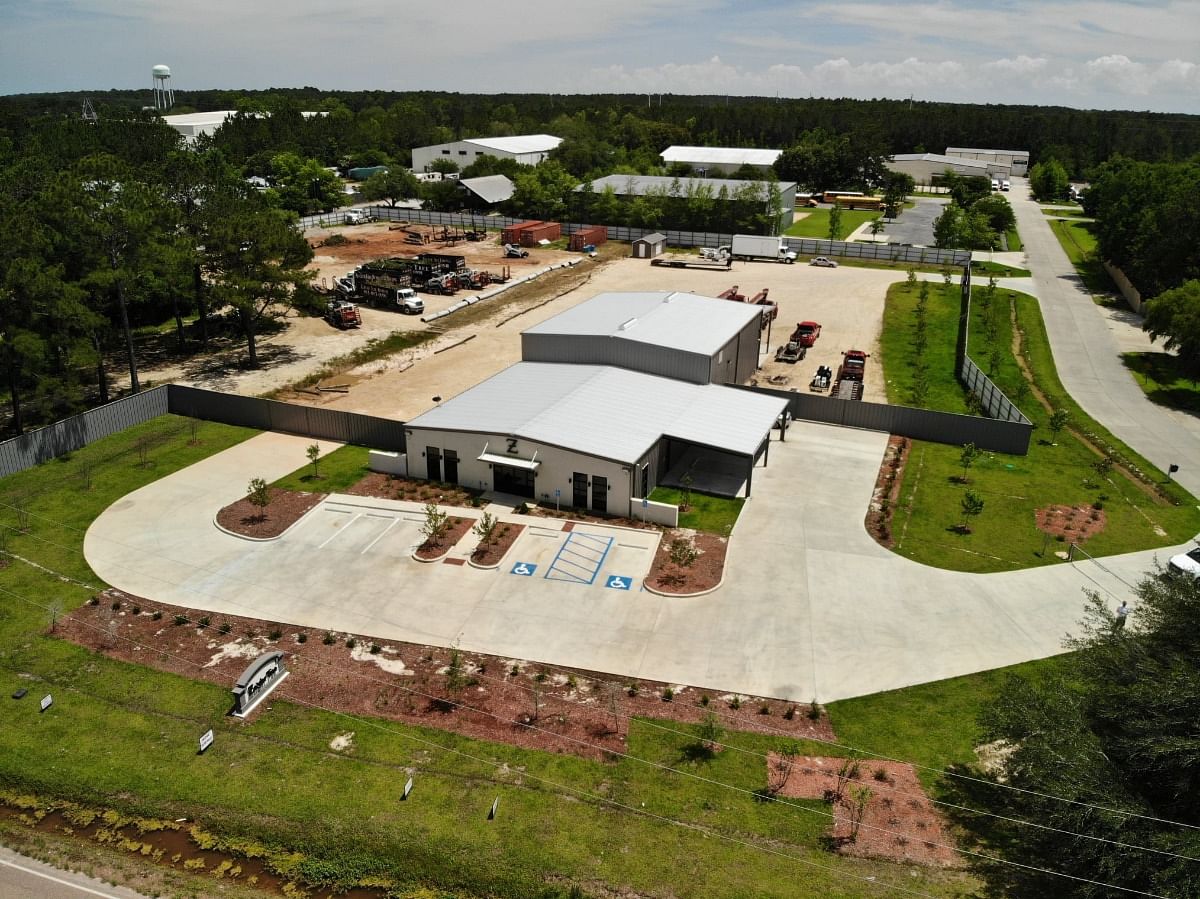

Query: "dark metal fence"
left=0, top=387, right=171, bottom=479
left=167, top=386, right=406, bottom=451
left=739, top=385, right=1032, bottom=455
left=0, top=386, right=406, bottom=480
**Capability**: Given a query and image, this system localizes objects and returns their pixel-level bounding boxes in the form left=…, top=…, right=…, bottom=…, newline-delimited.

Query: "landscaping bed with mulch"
left=1035, top=503, right=1108, bottom=542
left=414, top=516, right=472, bottom=560
left=344, top=473, right=482, bottom=507
left=867, top=436, right=909, bottom=547
left=470, top=523, right=524, bottom=567
left=645, top=530, right=727, bottom=594
left=215, top=489, right=325, bottom=539
left=769, top=754, right=960, bottom=867
left=60, top=593, right=836, bottom=762
left=523, top=502, right=660, bottom=531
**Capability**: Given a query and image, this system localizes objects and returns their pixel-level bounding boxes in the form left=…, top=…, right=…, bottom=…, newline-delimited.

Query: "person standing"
left=1115, top=601, right=1130, bottom=630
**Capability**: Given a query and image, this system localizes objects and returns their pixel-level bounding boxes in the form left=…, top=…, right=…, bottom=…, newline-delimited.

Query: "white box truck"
left=729, top=234, right=797, bottom=264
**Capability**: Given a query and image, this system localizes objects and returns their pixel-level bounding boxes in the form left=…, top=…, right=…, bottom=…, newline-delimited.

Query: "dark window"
left=592, top=476, right=608, bottom=514
left=425, top=447, right=442, bottom=482
left=572, top=472, right=588, bottom=508
left=443, top=449, right=459, bottom=485
left=494, top=464, right=534, bottom=498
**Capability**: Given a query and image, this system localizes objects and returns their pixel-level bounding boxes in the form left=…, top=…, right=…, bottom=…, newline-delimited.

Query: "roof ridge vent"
left=619, top=317, right=638, bottom=331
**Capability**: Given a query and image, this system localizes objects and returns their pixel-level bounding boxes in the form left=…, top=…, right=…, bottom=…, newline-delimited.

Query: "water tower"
left=151, top=64, right=174, bottom=111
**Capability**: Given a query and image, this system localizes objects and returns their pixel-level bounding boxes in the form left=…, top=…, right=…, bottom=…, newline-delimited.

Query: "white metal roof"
left=464, top=134, right=562, bottom=155
left=458, top=175, right=515, bottom=204
left=585, top=174, right=796, bottom=197
left=406, top=363, right=788, bottom=464
left=524, top=291, right=761, bottom=357
left=161, top=110, right=237, bottom=127
left=889, top=153, right=991, bottom=170
left=661, top=146, right=782, bottom=167
left=946, top=147, right=1030, bottom=157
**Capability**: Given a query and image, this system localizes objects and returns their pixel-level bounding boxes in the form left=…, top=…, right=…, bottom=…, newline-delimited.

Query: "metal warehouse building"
left=659, top=145, right=783, bottom=176
left=411, top=134, right=562, bottom=173
left=945, top=147, right=1030, bottom=177
left=521, top=291, right=763, bottom=386
left=886, top=152, right=998, bottom=184
left=404, top=364, right=788, bottom=511
left=399, top=291, right=788, bottom=511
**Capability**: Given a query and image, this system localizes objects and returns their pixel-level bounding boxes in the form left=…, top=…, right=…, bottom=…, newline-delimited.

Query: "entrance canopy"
left=477, top=451, right=540, bottom=470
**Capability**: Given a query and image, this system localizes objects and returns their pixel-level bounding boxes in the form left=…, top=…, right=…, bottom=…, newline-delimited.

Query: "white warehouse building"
left=886, top=153, right=999, bottom=184
left=410, top=134, right=562, bottom=173
left=659, top=145, right=783, bottom=176
left=400, top=292, right=790, bottom=512
left=945, top=147, right=1030, bottom=177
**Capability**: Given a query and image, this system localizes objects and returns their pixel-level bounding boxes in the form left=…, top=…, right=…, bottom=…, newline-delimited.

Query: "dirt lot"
left=138, top=236, right=906, bottom=419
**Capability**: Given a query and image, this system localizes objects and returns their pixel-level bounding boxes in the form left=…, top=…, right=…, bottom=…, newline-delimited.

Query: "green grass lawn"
left=970, top=260, right=1031, bottom=278
left=270, top=444, right=371, bottom=493
left=1004, top=227, right=1023, bottom=252
left=649, top=486, right=744, bottom=533
left=879, top=282, right=1200, bottom=572
left=785, top=208, right=881, bottom=240
left=1122, top=351, right=1200, bottom=414
left=0, top=417, right=975, bottom=899
left=1041, top=207, right=1091, bottom=219
left=1047, top=218, right=1117, bottom=297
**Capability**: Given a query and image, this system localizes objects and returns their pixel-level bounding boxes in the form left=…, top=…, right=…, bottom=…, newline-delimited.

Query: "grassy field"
left=0, top=416, right=982, bottom=898
left=1041, top=207, right=1091, bottom=219
left=970, top=260, right=1031, bottom=278
left=878, top=281, right=1200, bottom=572
left=1046, top=218, right=1117, bottom=297
left=1122, top=351, right=1200, bottom=414
left=785, top=208, right=881, bottom=240
left=649, top=487, right=744, bottom=533
left=1004, top=227, right=1023, bottom=252
left=271, top=443, right=372, bottom=493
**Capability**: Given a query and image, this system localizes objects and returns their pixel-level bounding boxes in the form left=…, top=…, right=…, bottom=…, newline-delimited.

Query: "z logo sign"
left=506, top=438, right=519, bottom=454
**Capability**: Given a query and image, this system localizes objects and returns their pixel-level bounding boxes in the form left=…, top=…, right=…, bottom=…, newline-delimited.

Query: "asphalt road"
left=0, top=846, right=151, bottom=899
left=1009, top=177, right=1200, bottom=499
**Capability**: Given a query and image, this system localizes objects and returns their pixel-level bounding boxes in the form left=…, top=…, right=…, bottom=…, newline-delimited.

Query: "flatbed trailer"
left=650, top=256, right=732, bottom=271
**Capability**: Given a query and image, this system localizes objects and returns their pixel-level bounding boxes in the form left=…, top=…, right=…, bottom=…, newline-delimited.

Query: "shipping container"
left=519, top=222, right=562, bottom=247
left=568, top=226, right=607, bottom=251
left=501, top=221, right=542, bottom=244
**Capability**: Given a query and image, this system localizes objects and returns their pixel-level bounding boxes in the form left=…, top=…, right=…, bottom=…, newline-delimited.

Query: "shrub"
left=784, top=705, right=796, bottom=720
left=627, top=682, right=640, bottom=697
left=807, top=699, right=821, bottom=720
left=369, top=643, right=381, bottom=654
left=268, top=627, right=282, bottom=640
left=173, top=614, right=188, bottom=626
left=758, top=702, right=772, bottom=715
left=151, top=610, right=162, bottom=621
left=729, top=695, right=742, bottom=710
left=345, top=637, right=357, bottom=649
left=218, top=622, right=232, bottom=635
left=297, top=632, right=307, bottom=644
left=198, top=615, right=210, bottom=628
left=699, top=694, right=710, bottom=707
left=662, top=687, right=674, bottom=702
left=131, top=605, right=140, bottom=615
left=111, top=601, right=121, bottom=611
left=873, top=767, right=890, bottom=782
left=323, top=632, right=336, bottom=645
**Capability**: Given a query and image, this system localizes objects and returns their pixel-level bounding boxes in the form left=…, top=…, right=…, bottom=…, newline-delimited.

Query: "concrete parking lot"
left=85, top=431, right=1170, bottom=703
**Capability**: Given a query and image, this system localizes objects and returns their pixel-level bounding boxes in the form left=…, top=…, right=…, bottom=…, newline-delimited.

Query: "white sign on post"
left=402, top=777, right=414, bottom=800
left=198, top=729, right=214, bottom=754
left=39, top=694, right=52, bottom=713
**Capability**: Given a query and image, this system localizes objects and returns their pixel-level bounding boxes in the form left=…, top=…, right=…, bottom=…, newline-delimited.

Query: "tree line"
left=0, top=117, right=314, bottom=434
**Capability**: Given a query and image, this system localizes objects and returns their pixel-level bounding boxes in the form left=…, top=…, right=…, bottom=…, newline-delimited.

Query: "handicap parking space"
left=504, top=523, right=659, bottom=592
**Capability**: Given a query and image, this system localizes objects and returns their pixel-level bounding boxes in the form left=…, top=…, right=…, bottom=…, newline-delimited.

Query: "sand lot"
left=294, top=254, right=905, bottom=421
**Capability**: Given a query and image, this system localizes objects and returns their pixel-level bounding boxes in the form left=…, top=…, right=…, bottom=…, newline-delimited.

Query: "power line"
left=9, top=501, right=1200, bottom=840
left=6, top=501, right=1199, bottom=838
left=2, top=583, right=1192, bottom=897
left=0, top=587, right=944, bottom=899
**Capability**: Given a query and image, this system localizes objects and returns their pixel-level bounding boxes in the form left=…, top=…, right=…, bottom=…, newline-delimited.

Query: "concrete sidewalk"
left=1009, top=177, right=1200, bottom=497
left=85, top=431, right=1177, bottom=703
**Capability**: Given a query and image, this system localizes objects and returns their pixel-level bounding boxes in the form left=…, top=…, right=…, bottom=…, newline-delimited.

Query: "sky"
left=3, top=0, right=1199, bottom=114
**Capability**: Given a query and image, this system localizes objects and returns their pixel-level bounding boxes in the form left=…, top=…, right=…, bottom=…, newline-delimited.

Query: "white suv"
left=1168, top=546, right=1200, bottom=579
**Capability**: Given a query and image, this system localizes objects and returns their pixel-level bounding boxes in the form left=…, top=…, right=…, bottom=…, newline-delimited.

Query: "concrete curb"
left=212, top=499, right=325, bottom=543
left=643, top=573, right=725, bottom=599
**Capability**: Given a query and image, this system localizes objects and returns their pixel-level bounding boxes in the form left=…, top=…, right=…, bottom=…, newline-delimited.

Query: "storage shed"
left=632, top=233, right=666, bottom=258
left=521, top=291, right=762, bottom=386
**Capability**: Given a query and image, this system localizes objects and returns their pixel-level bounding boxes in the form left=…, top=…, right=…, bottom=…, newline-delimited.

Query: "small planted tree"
left=959, top=490, right=985, bottom=533
left=827, top=204, right=843, bottom=241
left=846, top=785, right=874, bottom=842
left=247, top=477, right=270, bottom=521
left=767, top=742, right=800, bottom=797
left=1049, top=409, right=1069, bottom=440
left=694, top=711, right=723, bottom=758
left=472, top=511, right=498, bottom=549
left=958, top=442, right=979, bottom=484
left=678, top=472, right=694, bottom=512
left=306, top=443, right=321, bottom=479
left=669, top=536, right=699, bottom=568
left=421, top=502, right=450, bottom=547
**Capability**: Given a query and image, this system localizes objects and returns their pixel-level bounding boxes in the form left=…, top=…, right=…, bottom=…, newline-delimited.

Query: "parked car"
left=810, top=256, right=839, bottom=268
left=1001, top=180, right=1011, bottom=192
left=1168, top=546, right=1200, bottom=579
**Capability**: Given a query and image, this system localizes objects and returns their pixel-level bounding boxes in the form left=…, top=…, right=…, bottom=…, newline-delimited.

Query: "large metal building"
left=886, top=153, right=997, bottom=184
left=945, top=147, right=1030, bottom=177
left=659, top=145, right=783, bottom=175
left=521, top=291, right=763, bottom=385
left=411, top=134, right=562, bottom=173
left=403, top=364, right=788, bottom=510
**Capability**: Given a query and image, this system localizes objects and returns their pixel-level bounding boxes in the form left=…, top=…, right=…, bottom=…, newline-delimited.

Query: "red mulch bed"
left=215, top=489, right=325, bottom=539
left=866, top=436, right=908, bottom=547
left=769, top=755, right=961, bottom=867
left=470, top=523, right=525, bottom=567
left=646, top=531, right=727, bottom=594
left=524, top=503, right=660, bottom=531
left=414, top=516, right=472, bottom=560
left=344, top=472, right=481, bottom=507
left=59, top=593, right=836, bottom=761
left=1035, top=504, right=1108, bottom=541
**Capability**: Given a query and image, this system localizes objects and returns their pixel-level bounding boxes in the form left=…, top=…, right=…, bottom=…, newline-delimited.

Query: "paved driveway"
left=1009, top=178, right=1200, bottom=497
left=85, top=431, right=1173, bottom=703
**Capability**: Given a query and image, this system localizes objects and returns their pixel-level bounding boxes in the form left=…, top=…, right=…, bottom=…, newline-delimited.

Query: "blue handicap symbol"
left=606, top=575, right=632, bottom=590
left=511, top=562, right=537, bottom=576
